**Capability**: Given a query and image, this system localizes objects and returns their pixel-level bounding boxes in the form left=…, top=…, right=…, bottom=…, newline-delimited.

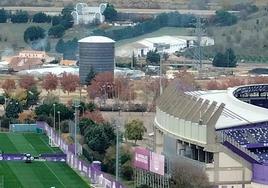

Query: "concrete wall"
left=155, top=108, right=207, bottom=144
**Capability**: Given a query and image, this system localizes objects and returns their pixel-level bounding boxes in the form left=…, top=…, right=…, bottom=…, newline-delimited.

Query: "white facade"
left=72, top=3, right=107, bottom=25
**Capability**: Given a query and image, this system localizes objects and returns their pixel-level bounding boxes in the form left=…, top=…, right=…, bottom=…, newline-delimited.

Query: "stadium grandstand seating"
left=223, top=127, right=268, bottom=163
left=224, top=128, right=268, bottom=145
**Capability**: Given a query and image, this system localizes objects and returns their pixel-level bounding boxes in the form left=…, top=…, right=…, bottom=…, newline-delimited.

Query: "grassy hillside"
left=202, top=9, right=268, bottom=61
left=1, top=0, right=266, bottom=9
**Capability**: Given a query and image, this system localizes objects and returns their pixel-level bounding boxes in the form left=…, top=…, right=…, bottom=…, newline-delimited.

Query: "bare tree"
left=170, top=161, right=210, bottom=188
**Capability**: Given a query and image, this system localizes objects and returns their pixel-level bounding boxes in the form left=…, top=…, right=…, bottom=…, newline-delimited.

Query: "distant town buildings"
left=71, top=3, right=107, bottom=25
left=116, top=35, right=215, bottom=57
left=1, top=50, right=55, bottom=72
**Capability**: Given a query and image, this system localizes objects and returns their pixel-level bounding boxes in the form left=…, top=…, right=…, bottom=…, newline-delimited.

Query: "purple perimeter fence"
left=37, top=121, right=125, bottom=188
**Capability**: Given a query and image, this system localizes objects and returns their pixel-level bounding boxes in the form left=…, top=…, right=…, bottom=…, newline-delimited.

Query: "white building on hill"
left=116, top=35, right=215, bottom=57
left=71, top=3, right=107, bottom=25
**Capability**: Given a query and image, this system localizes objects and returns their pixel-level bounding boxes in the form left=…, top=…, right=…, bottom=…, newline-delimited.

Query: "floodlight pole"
left=53, top=104, right=56, bottom=131
left=73, top=100, right=80, bottom=156
left=74, top=106, right=78, bottom=156
left=58, top=111, right=61, bottom=135
left=115, top=120, right=120, bottom=181
left=160, top=58, right=163, bottom=95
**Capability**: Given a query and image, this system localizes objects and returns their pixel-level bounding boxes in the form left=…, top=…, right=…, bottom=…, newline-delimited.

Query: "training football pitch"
left=0, top=132, right=61, bottom=155
left=0, top=133, right=90, bottom=188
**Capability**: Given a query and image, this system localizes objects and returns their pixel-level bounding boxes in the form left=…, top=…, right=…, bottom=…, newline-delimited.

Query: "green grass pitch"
left=0, top=133, right=61, bottom=155
left=0, top=133, right=90, bottom=188
left=0, top=161, right=89, bottom=188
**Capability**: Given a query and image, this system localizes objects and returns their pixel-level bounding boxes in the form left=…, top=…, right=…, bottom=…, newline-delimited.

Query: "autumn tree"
left=2, top=79, right=16, bottom=94
left=82, top=110, right=104, bottom=124
left=60, top=72, right=79, bottom=95
left=114, top=76, right=136, bottom=101
left=18, top=111, right=36, bottom=123
left=124, top=119, right=146, bottom=144
left=173, top=70, right=198, bottom=91
left=206, top=80, right=220, bottom=90
left=42, top=73, right=58, bottom=92
left=19, top=75, right=36, bottom=90
left=87, top=72, right=115, bottom=100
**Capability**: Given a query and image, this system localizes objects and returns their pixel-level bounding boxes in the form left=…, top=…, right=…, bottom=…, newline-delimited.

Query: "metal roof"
left=187, top=86, right=268, bottom=129
left=157, top=82, right=268, bottom=130
left=78, top=36, right=115, bottom=43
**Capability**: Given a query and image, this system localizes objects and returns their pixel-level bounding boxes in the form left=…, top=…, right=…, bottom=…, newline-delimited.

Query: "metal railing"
left=217, top=131, right=260, bottom=162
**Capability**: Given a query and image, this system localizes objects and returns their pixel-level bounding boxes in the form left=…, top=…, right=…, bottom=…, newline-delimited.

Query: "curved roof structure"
left=157, top=83, right=268, bottom=130
left=78, top=36, right=115, bottom=43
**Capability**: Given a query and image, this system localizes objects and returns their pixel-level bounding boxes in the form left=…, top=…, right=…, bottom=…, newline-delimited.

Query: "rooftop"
left=78, top=36, right=115, bottom=43
left=188, top=86, right=268, bottom=129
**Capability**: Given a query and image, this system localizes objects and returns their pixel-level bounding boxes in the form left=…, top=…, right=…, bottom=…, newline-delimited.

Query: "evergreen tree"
left=0, top=9, right=8, bottom=23
left=48, top=25, right=65, bottom=38
left=24, top=26, right=45, bottom=43
left=85, top=66, right=96, bottom=86
left=11, top=10, right=29, bottom=23
left=33, top=12, right=51, bottom=23
left=103, top=4, right=117, bottom=22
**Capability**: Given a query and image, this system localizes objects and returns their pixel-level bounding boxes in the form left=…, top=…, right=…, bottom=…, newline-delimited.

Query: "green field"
left=0, top=133, right=90, bottom=187
left=0, top=161, right=89, bottom=188
left=0, top=133, right=61, bottom=155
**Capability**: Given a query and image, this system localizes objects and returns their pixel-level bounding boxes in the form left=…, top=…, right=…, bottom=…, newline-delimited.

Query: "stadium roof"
left=78, top=36, right=115, bottom=43
left=188, top=86, right=268, bottom=129
left=157, top=82, right=268, bottom=130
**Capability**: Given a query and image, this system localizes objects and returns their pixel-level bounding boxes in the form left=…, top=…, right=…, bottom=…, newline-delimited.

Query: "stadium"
left=154, top=83, right=268, bottom=188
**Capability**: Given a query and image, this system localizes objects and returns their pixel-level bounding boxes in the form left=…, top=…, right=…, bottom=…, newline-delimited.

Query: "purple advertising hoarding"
left=38, top=122, right=126, bottom=188
left=150, top=152, right=165, bottom=176
left=133, top=147, right=150, bottom=170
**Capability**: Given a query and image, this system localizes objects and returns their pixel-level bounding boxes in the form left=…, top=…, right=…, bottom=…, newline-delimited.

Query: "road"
left=0, top=6, right=239, bottom=16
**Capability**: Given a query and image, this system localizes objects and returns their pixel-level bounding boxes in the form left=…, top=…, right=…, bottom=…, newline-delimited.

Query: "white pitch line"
left=44, top=162, right=66, bottom=188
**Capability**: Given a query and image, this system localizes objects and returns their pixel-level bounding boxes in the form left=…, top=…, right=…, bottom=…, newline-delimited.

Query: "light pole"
left=57, top=111, right=60, bottom=134
left=115, top=120, right=120, bottom=181
left=53, top=104, right=56, bottom=131
left=73, top=100, right=80, bottom=156
left=80, top=106, right=85, bottom=117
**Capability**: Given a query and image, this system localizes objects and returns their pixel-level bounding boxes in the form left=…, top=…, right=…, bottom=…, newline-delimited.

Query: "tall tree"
left=103, top=4, right=118, bottom=22
left=2, top=79, right=16, bottom=94
left=85, top=66, right=96, bottom=86
left=24, top=26, right=45, bottom=43
left=18, top=111, right=36, bottom=123
left=6, top=99, right=23, bottom=118
left=48, top=25, right=65, bottom=38
left=212, top=48, right=237, bottom=67
left=87, top=72, right=115, bottom=99
left=26, top=86, right=40, bottom=108
left=60, top=73, right=79, bottom=95
left=42, top=73, right=58, bottom=93
left=86, top=123, right=116, bottom=154
left=19, top=75, right=36, bottom=90
left=11, top=10, right=29, bottom=23
left=146, top=49, right=160, bottom=65
left=124, top=119, right=146, bottom=144
left=0, top=9, right=8, bottom=23
left=32, top=12, right=51, bottom=23
left=213, top=10, right=237, bottom=26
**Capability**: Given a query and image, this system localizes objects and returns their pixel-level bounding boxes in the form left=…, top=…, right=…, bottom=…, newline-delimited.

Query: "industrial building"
left=116, top=35, right=214, bottom=57
left=78, top=36, right=115, bottom=84
left=155, top=83, right=268, bottom=187
left=71, top=3, right=107, bottom=25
